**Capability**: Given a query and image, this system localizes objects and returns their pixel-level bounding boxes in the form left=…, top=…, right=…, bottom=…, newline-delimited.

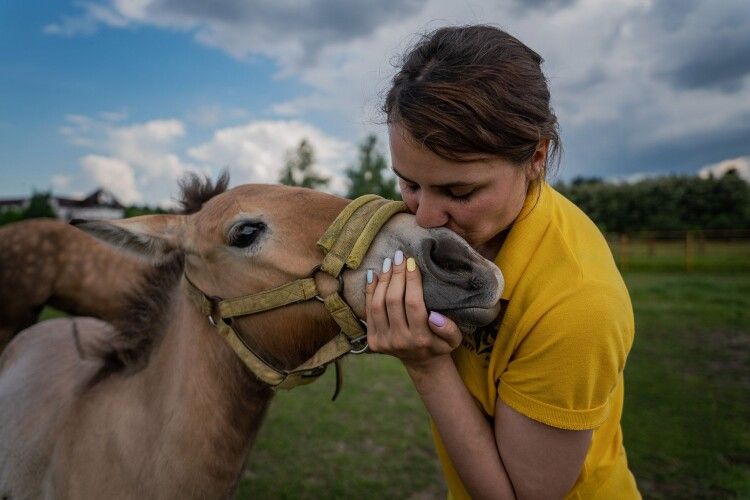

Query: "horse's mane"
left=89, top=172, right=230, bottom=382
left=177, top=170, right=230, bottom=214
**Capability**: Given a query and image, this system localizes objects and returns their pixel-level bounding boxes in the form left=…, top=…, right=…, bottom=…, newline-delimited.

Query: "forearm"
left=406, top=355, right=516, bottom=500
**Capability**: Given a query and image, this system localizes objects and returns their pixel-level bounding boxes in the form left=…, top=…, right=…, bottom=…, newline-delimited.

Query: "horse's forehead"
left=193, top=185, right=346, bottom=227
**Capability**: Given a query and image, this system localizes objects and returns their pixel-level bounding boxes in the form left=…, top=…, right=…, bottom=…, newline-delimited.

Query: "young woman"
left=365, top=26, right=640, bottom=499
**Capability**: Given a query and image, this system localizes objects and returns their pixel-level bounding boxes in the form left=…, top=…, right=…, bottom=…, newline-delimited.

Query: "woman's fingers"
left=370, top=256, right=392, bottom=334
left=403, top=256, right=428, bottom=329
left=384, top=250, right=409, bottom=331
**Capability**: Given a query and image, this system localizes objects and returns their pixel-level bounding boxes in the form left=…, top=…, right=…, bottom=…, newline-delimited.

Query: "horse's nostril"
left=429, top=238, right=472, bottom=272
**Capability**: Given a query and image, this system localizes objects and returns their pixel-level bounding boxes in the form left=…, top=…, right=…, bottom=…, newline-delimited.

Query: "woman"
left=365, top=26, right=639, bottom=499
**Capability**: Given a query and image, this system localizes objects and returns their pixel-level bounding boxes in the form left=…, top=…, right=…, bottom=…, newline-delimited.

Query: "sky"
left=1, top=0, right=749, bottom=206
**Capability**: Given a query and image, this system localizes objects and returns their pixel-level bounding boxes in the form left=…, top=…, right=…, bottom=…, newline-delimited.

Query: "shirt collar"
left=494, top=182, right=553, bottom=301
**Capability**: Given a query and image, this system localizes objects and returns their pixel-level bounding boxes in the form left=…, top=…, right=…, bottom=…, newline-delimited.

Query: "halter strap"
left=182, top=195, right=408, bottom=395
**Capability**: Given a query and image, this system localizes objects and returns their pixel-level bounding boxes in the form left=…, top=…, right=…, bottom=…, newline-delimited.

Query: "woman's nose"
left=414, top=195, right=449, bottom=229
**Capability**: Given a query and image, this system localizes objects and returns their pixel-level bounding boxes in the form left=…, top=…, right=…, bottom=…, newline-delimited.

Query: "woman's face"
left=389, top=124, right=536, bottom=254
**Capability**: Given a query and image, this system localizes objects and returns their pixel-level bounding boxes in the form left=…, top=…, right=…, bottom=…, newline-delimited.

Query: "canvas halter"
left=181, top=194, right=408, bottom=396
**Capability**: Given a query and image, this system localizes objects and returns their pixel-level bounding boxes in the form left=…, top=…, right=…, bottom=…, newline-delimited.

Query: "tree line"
left=554, top=170, right=750, bottom=233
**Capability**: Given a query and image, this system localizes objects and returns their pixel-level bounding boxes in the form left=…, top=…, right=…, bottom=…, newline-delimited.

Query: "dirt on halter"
left=0, top=173, right=504, bottom=498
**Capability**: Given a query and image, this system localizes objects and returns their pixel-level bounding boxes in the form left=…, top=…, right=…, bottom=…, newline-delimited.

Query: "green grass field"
left=237, top=271, right=750, bottom=499
left=35, top=269, right=750, bottom=498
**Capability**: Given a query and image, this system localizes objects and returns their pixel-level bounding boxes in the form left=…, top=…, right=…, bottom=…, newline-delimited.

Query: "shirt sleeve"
left=496, top=280, right=634, bottom=430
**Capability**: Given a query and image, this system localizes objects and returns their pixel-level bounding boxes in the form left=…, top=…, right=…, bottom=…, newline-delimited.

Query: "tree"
left=278, top=139, right=329, bottom=190
left=345, top=135, right=399, bottom=200
left=23, top=191, right=56, bottom=219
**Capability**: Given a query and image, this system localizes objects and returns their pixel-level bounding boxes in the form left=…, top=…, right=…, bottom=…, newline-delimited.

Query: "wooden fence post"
left=620, top=234, right=629, bottom=270
left=685, top=231, right=695, bottom=272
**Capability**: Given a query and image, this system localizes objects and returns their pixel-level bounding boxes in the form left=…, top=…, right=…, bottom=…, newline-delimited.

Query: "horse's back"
left=0, top=317, right=116, bottom=499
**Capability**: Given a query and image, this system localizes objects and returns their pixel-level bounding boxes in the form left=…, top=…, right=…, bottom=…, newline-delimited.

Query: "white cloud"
left=62, top=115, right=197, bottom=204
left=61, top=114, right=355, bottom=204
left=46, top=1, right=750, bottom=178
left=185, top=104, right=249, bottom=128
left=188, top=120, right=355, bottom=193
left=51, top=174, right=71, bottom=190
left=699, top=156, right=750, bottom=183
left=81, top=154, right=142, bottom=204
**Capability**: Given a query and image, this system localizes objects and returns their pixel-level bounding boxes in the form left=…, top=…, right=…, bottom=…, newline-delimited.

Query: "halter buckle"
left=349, top=334, right=369, bottom=354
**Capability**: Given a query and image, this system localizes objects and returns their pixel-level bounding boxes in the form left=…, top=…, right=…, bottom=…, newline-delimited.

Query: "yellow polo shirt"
left=433, top=182, right=640, bottom=499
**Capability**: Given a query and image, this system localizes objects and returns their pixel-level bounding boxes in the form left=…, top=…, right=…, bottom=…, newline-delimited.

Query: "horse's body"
left=0, top=177, right=504, bottom=498
left=0, top=218, right=147, bottom=351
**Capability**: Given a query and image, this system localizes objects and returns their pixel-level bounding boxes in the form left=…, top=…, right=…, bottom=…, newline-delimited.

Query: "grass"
left=621, top=272, right=750, bottom=499
left=32, top=269, right=750, bottom=498
left=237, top=271, right=750, bottom=499
left=609, top=239, right=750, bottom=272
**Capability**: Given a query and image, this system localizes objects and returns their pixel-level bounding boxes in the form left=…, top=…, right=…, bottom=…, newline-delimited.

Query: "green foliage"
left=279, top=139, right=330, bottom=190
left=345, top=135, right=400, bottom=200
left=124, top=205, right=167, bottom=218
left=556, top=171, right=750, bottom=232
left=0, top=207, right=24, bottom=226
left=23, top=190, right=56, bottom=219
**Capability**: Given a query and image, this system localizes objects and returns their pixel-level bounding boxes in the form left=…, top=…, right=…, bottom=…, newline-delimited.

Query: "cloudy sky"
left=1, top=0, right=749, bottom=206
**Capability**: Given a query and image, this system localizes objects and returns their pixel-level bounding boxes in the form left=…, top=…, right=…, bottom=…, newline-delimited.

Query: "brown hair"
left=383, top=25, right=561, bottom=178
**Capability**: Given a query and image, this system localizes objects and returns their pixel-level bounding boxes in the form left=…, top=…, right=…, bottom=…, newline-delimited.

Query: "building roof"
left=0, top=188, right=124, bottom=209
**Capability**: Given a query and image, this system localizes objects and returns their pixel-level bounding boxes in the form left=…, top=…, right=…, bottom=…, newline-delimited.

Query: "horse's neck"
left=133, top=292, right=274, bottom=492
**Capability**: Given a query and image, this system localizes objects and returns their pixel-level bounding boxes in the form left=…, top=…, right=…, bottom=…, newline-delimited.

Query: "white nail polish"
left=366, top=269, right=373, bottom=284
left=394, top=250, right=404, bottom=266
left=382, top=257, right=392, bottom=273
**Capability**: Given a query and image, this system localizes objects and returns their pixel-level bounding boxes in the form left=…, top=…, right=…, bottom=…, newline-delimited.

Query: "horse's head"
left=74, top=175, right=503, bottom=381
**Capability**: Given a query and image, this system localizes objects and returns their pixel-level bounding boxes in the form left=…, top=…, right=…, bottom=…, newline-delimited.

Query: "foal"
left=0, top=179, right=503, bottom=498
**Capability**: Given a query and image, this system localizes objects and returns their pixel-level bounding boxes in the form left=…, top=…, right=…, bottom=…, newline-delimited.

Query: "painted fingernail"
left=428, top=311, right=446, bottom=327
left=366, top=269, right=373, bottom=284
left=382, top=257, right=392, bottom=273
left=394, top=249, right=404, bottom=266
left=406, top=257, right=416, bottom=272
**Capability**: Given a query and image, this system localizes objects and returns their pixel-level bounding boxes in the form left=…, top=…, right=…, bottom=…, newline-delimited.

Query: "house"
left=0, top=188, right=125, bottom=221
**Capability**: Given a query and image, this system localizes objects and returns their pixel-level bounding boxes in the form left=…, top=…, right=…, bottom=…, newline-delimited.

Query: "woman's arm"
left=366, top=253, right=591, bottom=499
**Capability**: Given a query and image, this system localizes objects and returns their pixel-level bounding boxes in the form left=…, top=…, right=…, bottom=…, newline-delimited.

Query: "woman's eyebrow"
left=392, top=167, right=475, bottom=188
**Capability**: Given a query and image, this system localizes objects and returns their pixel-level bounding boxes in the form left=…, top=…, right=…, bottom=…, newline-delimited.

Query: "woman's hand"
left=365, top=249, right=463, bottom=370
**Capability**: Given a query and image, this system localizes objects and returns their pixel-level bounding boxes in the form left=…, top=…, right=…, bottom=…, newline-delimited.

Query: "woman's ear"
left=527, top=139, right=549, bottom=181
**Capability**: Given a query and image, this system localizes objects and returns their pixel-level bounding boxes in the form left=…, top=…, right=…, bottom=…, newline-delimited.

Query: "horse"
left=0, top=174, right=504, bottom=498
left=0, top=218, right=148, bottom=351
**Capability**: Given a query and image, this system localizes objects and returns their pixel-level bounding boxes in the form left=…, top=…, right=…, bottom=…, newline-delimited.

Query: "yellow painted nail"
left=406, top=257, right=416, bottom=272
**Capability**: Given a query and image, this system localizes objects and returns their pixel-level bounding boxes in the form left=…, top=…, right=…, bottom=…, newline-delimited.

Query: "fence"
left=606, top=230, right=750, bottom=272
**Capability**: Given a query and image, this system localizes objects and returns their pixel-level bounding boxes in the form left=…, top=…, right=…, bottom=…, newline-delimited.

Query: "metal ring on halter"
left=349, top=335, right=369, bottom=354
left=307, top=264, right=345, bottom=303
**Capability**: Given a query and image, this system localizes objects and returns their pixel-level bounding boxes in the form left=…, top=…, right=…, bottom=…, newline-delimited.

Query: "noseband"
left=182, top=194, right=408, bottom=394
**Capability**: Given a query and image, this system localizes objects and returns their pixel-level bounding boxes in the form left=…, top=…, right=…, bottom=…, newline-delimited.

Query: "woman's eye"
left=230, top=222, right=266, bottom=248
left=448, top=190, right=475, bottom=202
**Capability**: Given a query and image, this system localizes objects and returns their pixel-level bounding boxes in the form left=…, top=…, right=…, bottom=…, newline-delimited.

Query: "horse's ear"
left=72, top=214, right=186, bottom=263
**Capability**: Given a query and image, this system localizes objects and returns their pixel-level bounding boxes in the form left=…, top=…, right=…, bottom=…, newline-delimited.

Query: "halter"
left=182, top=194, right=408, bottom=396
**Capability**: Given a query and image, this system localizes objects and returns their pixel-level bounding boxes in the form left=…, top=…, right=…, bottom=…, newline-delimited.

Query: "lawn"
left=237, top=271, right=750, bottom=499
left=35, top=271, right=750, bottom=498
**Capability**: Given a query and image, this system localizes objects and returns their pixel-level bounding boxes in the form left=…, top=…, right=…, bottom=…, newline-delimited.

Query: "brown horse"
left=0, top=177, right=504, bottom=498
left=0, top=218, right=148, bottom=351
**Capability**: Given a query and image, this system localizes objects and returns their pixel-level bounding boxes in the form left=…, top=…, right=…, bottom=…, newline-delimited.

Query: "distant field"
left=608, top=238, right=750, bottom=272
left=31, top=271, right=750, bottom=498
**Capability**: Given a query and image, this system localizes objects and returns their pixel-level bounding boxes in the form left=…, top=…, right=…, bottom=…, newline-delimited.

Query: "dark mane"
left=177, top=170, right=230, bottom=214
left=89, top=254, right=185, bottom=383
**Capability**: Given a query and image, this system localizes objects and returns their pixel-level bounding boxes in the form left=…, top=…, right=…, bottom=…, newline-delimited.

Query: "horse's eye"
left=230, top=222, right=266, bottom=248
